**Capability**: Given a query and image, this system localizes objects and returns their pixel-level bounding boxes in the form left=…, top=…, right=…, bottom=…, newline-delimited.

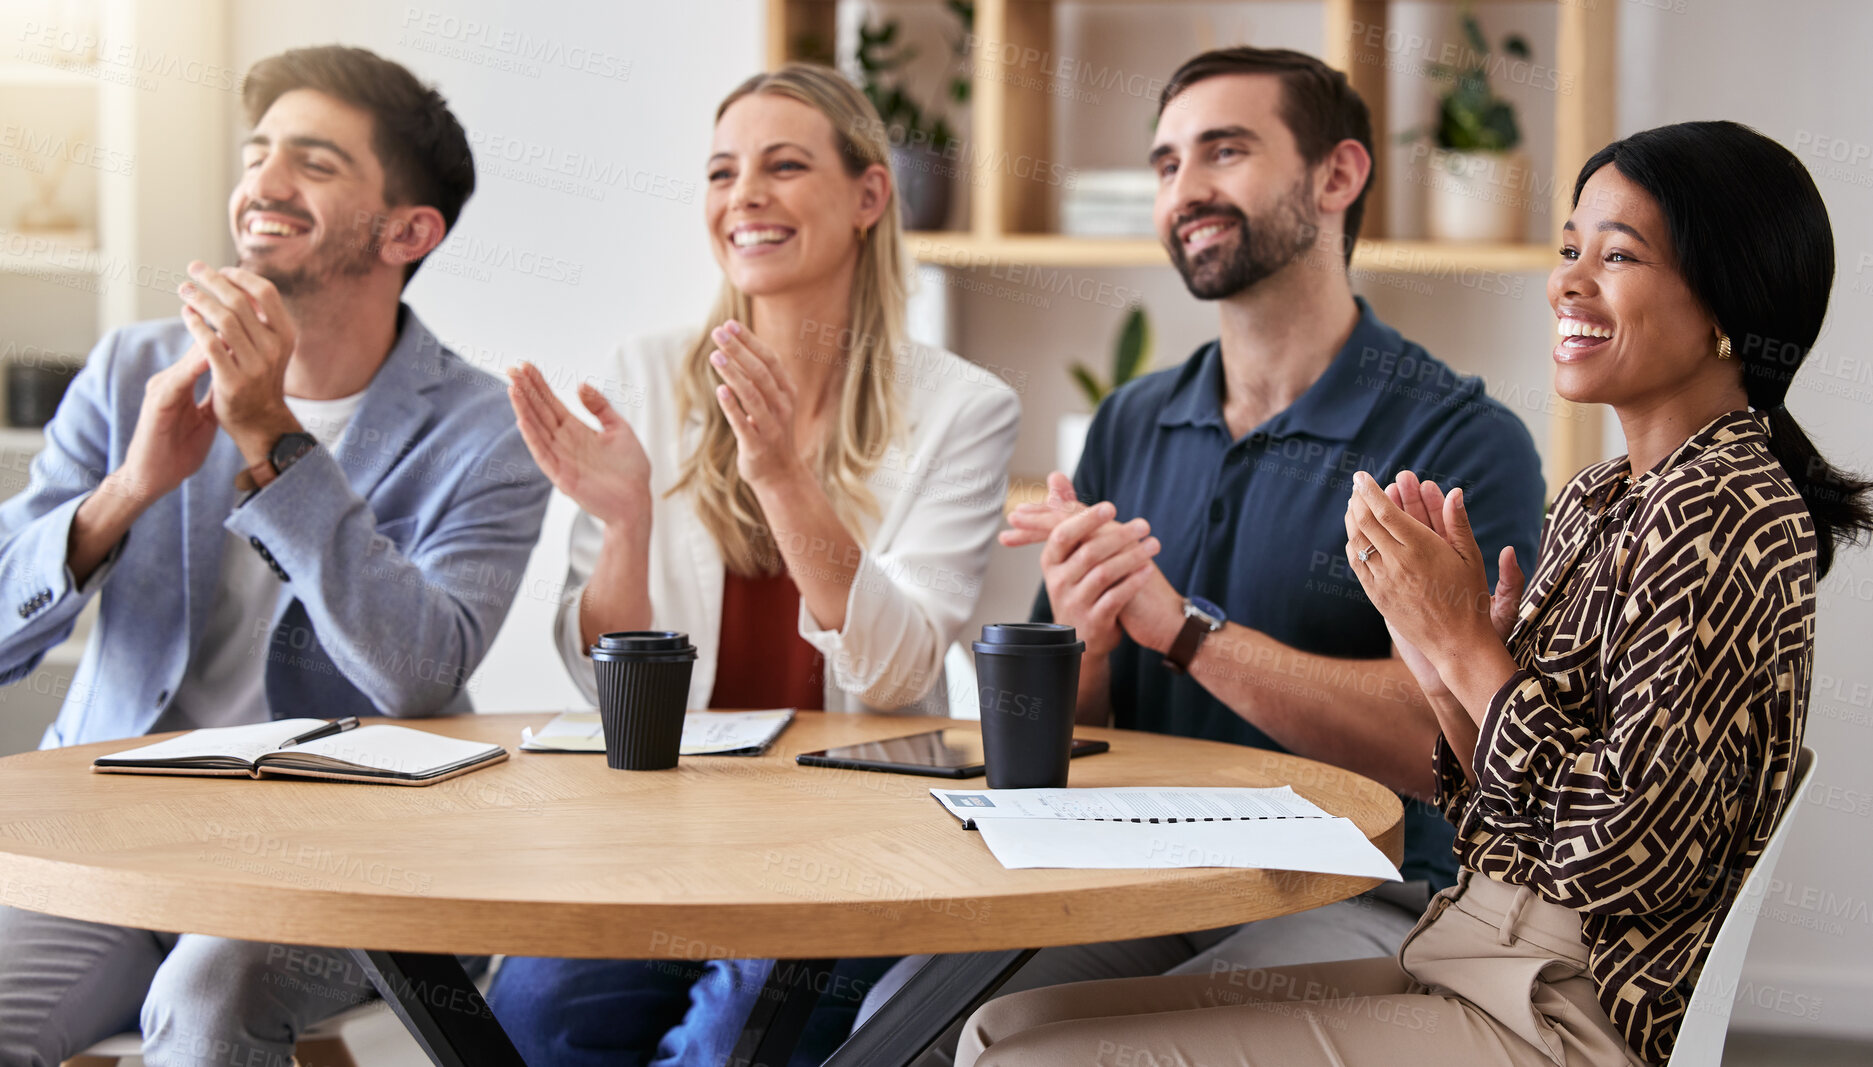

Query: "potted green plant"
left=1404, top=4, right=1534, bottom=242
left=855, top=2, right=972, bottom=231
left=1058, top=305, right=1150, bottom=476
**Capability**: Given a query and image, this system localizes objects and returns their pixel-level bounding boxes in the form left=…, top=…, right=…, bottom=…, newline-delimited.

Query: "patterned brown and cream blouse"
left=1433, top=410, right=1813, bottom=1065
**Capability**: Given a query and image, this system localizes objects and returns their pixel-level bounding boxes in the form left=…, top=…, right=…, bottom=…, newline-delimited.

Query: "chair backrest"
left=944, top=641, right=979, bottom=720
left=1671, top=746, right=1816, bottom=1066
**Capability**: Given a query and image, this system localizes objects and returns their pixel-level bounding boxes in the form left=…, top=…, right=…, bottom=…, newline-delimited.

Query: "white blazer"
left=555, top=329, right=1021, bottom=715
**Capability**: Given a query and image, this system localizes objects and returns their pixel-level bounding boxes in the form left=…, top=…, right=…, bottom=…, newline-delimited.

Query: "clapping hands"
left=1345, top=469, right=1522, bottom=697
left=1001, top=473, right=1178, bottom=658
left=507, top=363, right=652, bottom=528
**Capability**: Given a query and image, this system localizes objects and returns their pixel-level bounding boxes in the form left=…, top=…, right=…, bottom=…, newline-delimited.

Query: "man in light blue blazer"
left=0, top=47, right=548, bottom=1067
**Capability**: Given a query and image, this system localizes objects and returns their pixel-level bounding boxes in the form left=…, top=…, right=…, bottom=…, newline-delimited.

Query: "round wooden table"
left=0, top=712, right=1403, bottom=1066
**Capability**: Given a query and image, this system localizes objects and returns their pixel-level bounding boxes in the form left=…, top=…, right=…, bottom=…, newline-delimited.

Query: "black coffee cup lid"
left=973, top=622, right=1085, bottom=655
left=591, top=631, right=696, bottom=658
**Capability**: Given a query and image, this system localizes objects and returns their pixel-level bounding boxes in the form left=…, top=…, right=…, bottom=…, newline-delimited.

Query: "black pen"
left=278, top=716, right=360, bottom=748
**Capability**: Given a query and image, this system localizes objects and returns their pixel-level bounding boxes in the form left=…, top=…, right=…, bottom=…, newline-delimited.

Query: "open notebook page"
left=95, top=719, right=326, bottom=767
left=269, top=725, right=504, bottom=777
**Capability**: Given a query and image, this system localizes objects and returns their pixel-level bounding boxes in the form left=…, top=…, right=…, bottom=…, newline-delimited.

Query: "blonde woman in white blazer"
left=538, top=323, right=1019, bottom=715
left=487, top=65, right=1020, bottom=1067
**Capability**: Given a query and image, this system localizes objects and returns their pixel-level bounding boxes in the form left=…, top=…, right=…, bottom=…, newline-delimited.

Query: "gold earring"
left=1717, top=332, right=1733, bottom=360
left=856, top=223, right=870, bottom=243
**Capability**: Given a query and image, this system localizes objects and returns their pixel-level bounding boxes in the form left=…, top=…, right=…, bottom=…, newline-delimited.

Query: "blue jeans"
left=489, top=956, right=899, bottom=1067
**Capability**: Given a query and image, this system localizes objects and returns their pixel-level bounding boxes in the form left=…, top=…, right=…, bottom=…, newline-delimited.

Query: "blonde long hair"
left=672, top=64, right=908, bottom=576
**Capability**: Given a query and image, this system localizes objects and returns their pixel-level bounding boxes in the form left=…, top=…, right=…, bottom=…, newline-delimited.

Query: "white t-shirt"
left=156, top=391, right=367, bottom=730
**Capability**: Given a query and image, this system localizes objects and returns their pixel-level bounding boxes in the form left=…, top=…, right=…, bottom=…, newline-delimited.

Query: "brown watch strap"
left=1164, top=613, right=1209, bottom=674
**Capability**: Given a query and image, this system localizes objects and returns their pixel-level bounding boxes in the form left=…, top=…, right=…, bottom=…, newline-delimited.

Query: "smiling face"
left=1150, top=74, right=1321, bottom=301
left=705, top=93, right=887, bottom=301
left=1547, top=165, right=1733, bottom=410
left=230, top=88, right=393, bottom=298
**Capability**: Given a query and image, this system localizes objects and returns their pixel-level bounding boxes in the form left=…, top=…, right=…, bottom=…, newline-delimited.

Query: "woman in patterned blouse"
left=956, top=123, right=1872, bottom=1067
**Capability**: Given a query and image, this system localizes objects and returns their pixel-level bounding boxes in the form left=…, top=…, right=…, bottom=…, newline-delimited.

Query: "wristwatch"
left=238, top=431, right=318, bottom=491
left=1164, top=595, right=1225, bottom=674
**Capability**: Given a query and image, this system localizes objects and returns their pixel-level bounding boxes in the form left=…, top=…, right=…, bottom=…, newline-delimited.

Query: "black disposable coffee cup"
left=589, top=631, right=697, bottom=770
left=972, top=623, right=1085, bottom=789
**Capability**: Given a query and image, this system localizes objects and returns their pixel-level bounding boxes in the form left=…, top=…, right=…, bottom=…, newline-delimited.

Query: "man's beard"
left=239, top=209, right=378, bottom=299
left=1167, top=176, right=1320, bottom=301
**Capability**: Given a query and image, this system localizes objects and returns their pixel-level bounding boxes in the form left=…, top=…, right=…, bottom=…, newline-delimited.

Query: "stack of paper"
left=1061, top=169, right=1158, bottom=237
left=520, top=709, right=794, bottom=756
left=931, top=786, right=1400, bottom=880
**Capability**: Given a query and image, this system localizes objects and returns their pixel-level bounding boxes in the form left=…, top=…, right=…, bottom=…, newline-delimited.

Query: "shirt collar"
left=1640, top=408, right=1769, bottom=484
left=1157, top=338, right=1229, bottom=431
left=1585, top=408, right=1769, bottom=512
left=1156, top=297, right=1394, bottom=442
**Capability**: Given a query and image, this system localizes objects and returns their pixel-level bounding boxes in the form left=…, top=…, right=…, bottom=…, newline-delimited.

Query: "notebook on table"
left=519, top=708, right=795, bottom=756
left=92, top=719, right=509, bottom=786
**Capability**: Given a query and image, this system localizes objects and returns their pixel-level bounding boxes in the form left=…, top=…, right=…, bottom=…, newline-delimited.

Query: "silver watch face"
left=1183, top=599, right=1224, bottom=631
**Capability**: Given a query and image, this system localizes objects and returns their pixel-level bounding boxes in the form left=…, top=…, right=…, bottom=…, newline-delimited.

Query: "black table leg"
left=349, top=949, right=527, bottom=1067
left=820, top=949, right=1035, bottom=1067
left=728, top=958, right=837, bottom=1067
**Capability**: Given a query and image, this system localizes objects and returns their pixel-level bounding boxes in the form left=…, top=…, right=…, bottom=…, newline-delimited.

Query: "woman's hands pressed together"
left=1346, top=469, right=1523, bottom=721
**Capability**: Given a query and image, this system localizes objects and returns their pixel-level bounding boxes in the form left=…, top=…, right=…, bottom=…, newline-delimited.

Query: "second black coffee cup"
left=972, top=622, right=1084, bottom=789
left=590, top=631, right=697, bottom=770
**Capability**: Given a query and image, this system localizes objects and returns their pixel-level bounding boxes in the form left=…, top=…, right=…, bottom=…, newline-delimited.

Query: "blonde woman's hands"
left=708, top=319, right=807, bottom=494
left=507, top=362, right=652, bottom=527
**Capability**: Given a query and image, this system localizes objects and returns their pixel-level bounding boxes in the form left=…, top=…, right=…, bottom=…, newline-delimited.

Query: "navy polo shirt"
left=1036, top=298, right=1545, bottom=888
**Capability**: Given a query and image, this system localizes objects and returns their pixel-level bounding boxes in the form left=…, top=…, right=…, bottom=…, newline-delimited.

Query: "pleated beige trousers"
left=957, top=870, right=1654, bottom=1067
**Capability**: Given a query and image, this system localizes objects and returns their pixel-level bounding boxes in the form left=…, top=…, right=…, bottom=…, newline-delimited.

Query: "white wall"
left=227, top=0, right=1873, bottom=1038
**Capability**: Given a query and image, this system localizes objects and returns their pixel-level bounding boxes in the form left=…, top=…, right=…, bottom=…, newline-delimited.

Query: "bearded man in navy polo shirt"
left=859, top=46, right=1548, bottom=1064
left=1016, top=40, right=1543, bottom=974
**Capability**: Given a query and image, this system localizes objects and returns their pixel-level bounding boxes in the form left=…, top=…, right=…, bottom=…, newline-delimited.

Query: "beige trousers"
left=956, top=870, right=1652, bottom=1067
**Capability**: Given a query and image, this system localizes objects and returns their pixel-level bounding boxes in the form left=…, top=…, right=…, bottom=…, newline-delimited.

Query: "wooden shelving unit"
left=0, top=0, right=231, bottom=349
left=904, top=231, right=1561, bottom=273
left=0, top=0, right=229, bottom=683
left=766, top=0, right=1616, bottom=486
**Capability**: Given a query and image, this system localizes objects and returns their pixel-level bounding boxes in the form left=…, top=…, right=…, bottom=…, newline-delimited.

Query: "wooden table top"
left=0, top=713, right=1403, bottom=959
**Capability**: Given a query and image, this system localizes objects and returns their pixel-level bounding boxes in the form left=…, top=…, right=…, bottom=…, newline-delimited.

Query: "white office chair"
left=61, top=1001, right=373, bottom=1066
left=944, top=640, right=979, bottom=720
left=1670, top=746, right=1816, bottom=1067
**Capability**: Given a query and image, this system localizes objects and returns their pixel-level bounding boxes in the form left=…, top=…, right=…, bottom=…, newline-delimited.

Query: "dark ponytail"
left=1574, top=121, right=1873, bottom=577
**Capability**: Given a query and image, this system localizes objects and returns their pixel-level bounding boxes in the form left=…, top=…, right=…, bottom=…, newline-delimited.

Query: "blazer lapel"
left=675, top=412, right=725, bottom=705
left=330, top=306, right=437, bottom=502
left=181, top=434, right=248, bottom=653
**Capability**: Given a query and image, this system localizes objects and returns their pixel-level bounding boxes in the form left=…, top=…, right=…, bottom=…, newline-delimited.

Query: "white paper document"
left=931, top=786, right=1400, bottom=881
left=520, top=709, right=794, bottom=756
left=975, top=817, right=1400, bottom=880
left=931, top=785, right=1333, bottom=824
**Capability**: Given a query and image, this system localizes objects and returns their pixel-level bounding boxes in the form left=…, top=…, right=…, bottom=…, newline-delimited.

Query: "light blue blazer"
left=0, top=306, right=550, bottom=747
